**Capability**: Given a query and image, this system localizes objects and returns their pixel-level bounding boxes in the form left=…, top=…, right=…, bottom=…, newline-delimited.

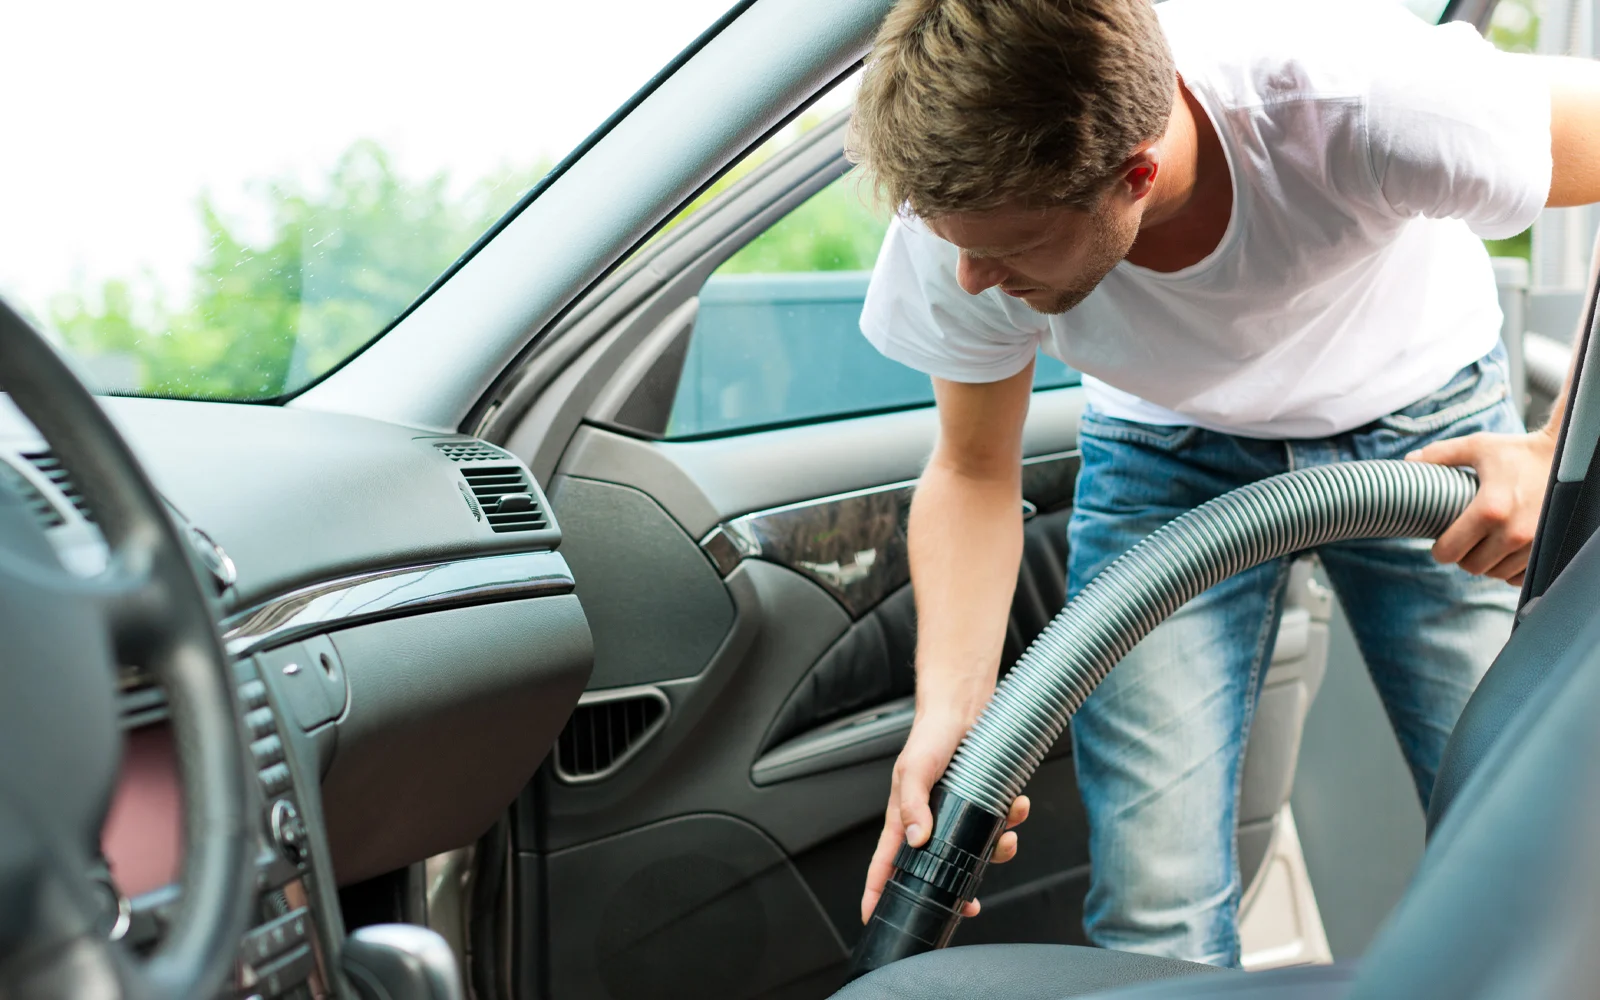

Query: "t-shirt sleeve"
left=1365, top=19, right=1552, bottom=240
left=859, top=216, right=1042, bottom=384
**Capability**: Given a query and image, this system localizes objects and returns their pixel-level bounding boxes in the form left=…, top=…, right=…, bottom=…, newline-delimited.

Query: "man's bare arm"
left=859, top=363, right=1035, bottom=923
left=1545, top=56, right=1600, bottom=209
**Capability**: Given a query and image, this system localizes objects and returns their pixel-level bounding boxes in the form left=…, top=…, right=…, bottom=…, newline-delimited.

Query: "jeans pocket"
left=1079, top=407, right=1199, bottom=452
left=1377, top=351, right=1510, bottom=436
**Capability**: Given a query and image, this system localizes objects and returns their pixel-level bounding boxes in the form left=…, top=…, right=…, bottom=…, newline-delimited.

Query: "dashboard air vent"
left=460, top=466, right=549, bottom=533
left=435, top=440, right=511, bottom=462
left=0, top=460, right=65, bottom=529
left=554, top=689, right=669, bottom=783
left=22, top=450, right=94, bottom=522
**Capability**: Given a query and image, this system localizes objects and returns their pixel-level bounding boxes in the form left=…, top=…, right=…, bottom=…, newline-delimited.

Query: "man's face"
left=924, top=193, right=1141, bottom=315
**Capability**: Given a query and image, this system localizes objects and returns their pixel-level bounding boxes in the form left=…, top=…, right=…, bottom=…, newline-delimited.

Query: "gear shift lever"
left=341, top=924, right=464, bottom=1000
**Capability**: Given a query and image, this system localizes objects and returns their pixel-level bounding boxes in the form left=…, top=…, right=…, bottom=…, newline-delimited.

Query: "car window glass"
left=0, top=0, right=736, bottom=402
left=662, top=170, right=1078, bottom=440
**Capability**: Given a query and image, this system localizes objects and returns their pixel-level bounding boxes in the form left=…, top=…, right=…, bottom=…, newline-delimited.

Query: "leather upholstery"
left=1343, top=539, right=1600, bottom=997
left=1069, top=965, right=1358, bottom=999
left=833, top=944, right=1229, bottom=1000
left=1425, top=513, right=1600, bottom=833
left=761, top=582, right=919, bottom=752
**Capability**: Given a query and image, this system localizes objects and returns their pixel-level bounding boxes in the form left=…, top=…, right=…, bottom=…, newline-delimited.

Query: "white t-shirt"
left=859, top=0, right=1553, bottom=439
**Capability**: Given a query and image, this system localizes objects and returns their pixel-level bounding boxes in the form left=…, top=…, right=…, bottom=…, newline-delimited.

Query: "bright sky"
left=0, top=0, right=734, bottom=316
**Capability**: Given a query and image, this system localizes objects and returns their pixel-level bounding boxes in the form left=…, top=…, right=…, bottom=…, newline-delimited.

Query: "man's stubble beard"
left=1024, top=209, right=1141, bottom=317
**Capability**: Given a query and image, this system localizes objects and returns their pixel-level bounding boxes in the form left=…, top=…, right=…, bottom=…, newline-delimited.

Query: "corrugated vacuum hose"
left=848, top=460, right=1477, bottom=979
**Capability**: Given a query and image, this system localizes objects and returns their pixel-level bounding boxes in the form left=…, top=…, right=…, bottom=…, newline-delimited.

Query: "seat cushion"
left=1087, top=962, right=1357, bottom=998
left=833, top=943, right=1232, bottom=1000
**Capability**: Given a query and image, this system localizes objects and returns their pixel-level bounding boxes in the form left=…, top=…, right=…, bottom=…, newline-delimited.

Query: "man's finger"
left=1456, top=524, right=1522, bottom=576
left=990, top=831, right=1019, bottom=864
left=1407, top=435, right=1479, bottom=469
left=961, top=899, right=982, bottom=918
left=1484, top=546, right=1532, bottom=582
left=1412, top=435, right=1491, bottom=566
left=860, top=812, right=904, bottom=924
left=1432, top=502, right=1493, bottom=567
left=1005, top=795, right=1031, bottom=830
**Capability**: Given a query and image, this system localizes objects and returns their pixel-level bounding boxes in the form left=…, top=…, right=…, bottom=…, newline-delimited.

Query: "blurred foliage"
left=1484, top=226, right=1534, bottom=261
left=1487, top=0, right=1539, bottom=53
left=643, top=105, right=889, bottom=276
left=644, top=104, right=890, bottom=271
left=718, top=171, right=888, bottom=274
left=52, top=141, right=546, bottom=399
left=1479, top=0, right=1541, bottom=262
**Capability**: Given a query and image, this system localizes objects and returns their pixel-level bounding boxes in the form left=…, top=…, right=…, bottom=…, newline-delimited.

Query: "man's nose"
left=956, top=253, right=1007, bottom=296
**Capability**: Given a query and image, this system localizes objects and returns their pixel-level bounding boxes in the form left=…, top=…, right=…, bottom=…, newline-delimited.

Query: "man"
left=850, top=0, right=1600, bottom=968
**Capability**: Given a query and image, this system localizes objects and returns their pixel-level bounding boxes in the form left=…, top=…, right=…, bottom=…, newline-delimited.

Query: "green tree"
left=52, top=141, right=547, bottom=399
left=717, top=171, right=889, bottom=274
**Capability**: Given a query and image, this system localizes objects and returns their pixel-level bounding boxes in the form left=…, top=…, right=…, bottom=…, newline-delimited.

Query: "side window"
left=661, top=170, right=1079, bottom=439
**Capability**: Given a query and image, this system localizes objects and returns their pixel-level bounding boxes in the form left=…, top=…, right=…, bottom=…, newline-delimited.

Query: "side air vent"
left=0, top=460, right=65, bottom=529
left=554, top=688, right=670, bottom=783
left=435, top=440, right=511, bottom=462
left=22, top=450, right=94, bottom=522
left=461, top=465, right=549, bottom=533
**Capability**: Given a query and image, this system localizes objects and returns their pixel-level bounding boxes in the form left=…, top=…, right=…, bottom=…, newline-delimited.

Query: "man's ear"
left=1118, top=147, right=1161, bottom=202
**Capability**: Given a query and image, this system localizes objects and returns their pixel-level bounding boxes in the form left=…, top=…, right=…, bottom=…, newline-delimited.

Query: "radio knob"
left=270, top=799, right=308, bottom=865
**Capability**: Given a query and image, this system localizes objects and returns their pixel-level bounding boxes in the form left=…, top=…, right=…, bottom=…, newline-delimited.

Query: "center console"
left=230, top=656, right=339, bottom=1000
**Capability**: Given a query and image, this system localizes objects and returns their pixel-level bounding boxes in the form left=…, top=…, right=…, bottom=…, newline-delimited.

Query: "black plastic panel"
left=542, top=814, right=848, bottom=1000
left=549, top=475, right=734, bottom=688
left=80, top=397, right=560, bottom=610
left=319, top=595, right=592, bottom=884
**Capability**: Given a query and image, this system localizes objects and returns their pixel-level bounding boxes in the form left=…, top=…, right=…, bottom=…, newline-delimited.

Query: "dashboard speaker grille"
left=21, top=450, right=94, bottom=523
left=555, top=690, right=669, bottom=783
left=460, top=465, right=549, bottom=533
left=435, top=440, right=511, bottom=462
left=0, top=459, right=65, bottom=529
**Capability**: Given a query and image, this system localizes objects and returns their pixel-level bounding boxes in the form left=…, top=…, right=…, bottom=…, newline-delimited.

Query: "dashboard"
left=0, top=394, right=595, bottom=998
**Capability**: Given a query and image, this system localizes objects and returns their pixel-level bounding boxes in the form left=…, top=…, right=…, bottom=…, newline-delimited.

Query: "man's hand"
left=1406, top=427, right=1558, bottom=585
left=859, top=711, right=1031, bottom=924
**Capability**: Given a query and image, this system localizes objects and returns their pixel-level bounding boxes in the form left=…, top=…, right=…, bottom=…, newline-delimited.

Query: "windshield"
left=0, top=0, right=734, bottom=401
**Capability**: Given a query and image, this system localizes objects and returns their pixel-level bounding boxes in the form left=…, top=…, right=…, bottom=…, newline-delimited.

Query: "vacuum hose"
left=848, top=460, right=1476, bottom=978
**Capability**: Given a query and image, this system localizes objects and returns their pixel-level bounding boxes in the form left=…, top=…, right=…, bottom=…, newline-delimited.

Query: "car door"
left=479, top=86, right=1332, bottom=1000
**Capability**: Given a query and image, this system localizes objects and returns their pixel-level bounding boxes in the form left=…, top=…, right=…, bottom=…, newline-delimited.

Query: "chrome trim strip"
left=698, top=451, right=1080, bottom=618
left=221, top=550, right=574, bottom=656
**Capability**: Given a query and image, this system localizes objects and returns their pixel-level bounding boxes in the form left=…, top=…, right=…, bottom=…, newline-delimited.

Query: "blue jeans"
left=1066, top=346, right=1521, bottom=967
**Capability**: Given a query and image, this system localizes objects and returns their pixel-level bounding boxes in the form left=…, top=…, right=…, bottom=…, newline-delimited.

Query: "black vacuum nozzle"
left=846, top=785, right=1007, bottom=981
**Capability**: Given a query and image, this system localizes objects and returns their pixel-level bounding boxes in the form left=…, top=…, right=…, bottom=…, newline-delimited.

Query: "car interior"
left=2, top=0, right=1598, bottom=999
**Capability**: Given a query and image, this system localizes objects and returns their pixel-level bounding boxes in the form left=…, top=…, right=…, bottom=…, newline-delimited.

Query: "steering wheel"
left=0, top=299, right=252, bottom=999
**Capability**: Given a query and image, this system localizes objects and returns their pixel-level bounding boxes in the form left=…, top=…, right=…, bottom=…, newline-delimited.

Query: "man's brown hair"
left=849, top=0, right=1176, bottom=217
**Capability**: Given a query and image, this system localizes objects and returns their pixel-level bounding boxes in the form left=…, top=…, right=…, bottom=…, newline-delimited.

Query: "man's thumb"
left=900, top=773, right=935, bottom=848
left=1407, top=435, right=1475, bottom=467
